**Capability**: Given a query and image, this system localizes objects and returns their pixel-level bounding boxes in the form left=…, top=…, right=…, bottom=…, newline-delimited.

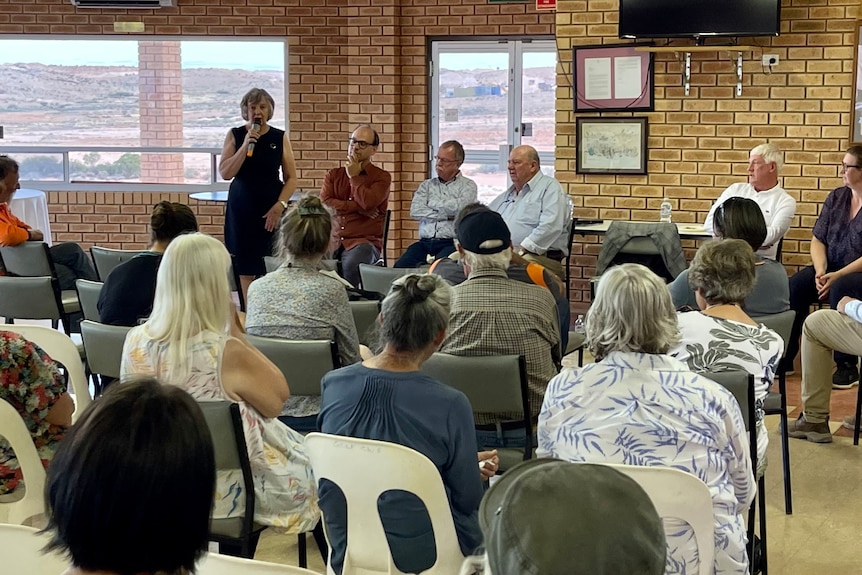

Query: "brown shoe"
left=787, top=414, right=832, bottom=443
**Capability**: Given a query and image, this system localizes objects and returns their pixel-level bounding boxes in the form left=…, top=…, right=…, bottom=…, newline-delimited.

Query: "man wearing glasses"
left=322, top=124, right=391, bottom=287
left=395, top=140, right=477, bottom=268
left=703, top=142, right=796, bottom=261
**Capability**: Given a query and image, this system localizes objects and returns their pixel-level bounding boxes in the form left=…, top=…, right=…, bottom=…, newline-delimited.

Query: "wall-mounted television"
left=619, top=0, right=781, bottom=39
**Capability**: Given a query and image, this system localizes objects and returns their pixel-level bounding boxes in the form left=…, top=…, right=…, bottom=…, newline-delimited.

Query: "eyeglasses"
left=842, top=163, right=861, bottom=171
left=434, top=156, right=458, bottom=165
left=348, top=138, right=375, bottom=150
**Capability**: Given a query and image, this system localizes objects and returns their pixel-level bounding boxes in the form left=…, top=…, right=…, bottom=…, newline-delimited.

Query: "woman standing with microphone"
left=219, top=87, right=297, bottom=305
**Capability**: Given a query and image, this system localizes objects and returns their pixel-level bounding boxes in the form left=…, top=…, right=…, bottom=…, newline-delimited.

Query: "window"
left=0, top=37, right=286, bottom=190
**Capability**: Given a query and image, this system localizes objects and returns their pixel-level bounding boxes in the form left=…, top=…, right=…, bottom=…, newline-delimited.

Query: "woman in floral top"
left=0, top=330, right=73, bottom=495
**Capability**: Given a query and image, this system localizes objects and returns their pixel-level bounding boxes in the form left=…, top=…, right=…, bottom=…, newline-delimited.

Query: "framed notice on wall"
left=573, top=43, right=654, bottom=112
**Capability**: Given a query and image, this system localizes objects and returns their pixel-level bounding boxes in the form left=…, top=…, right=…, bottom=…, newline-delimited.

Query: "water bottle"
left=659, top=197, right=672, bottom=223
left=573, top=314, right=585, bottom=335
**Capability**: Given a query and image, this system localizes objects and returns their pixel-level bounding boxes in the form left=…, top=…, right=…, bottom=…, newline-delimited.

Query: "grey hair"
left=750, top=142, right=783, bottom=172
left=586, top=264, right=680, bottom=361
left=461, top=247, right=512, bottom=272
left=687, top=239, right=755, bottom=306
left=378, top=273, right=452, bottom=353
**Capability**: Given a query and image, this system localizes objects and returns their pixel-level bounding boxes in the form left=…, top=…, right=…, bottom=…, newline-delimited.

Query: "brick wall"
left=557, top=0, right=861, bottom=310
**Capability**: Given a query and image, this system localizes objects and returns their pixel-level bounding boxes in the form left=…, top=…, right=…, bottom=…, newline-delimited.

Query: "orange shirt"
left=0, top=203, right=31, bottom=247
left=321, top=164, right=391, bottom=251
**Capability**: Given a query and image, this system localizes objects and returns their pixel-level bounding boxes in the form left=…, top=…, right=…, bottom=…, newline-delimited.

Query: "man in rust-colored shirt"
left=321, top=125, right=391, bottom=287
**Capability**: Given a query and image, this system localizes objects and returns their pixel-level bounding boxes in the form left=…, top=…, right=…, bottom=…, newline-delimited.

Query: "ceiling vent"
left=70, top=0, right=174, bottom=8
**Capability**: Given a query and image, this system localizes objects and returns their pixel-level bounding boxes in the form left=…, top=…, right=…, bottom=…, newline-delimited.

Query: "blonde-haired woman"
left=121, top=232, right=319, bottom=534
left=537, top=263, right=755, bottom=575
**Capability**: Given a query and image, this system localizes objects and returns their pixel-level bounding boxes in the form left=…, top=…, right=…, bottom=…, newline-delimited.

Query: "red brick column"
left=138, top=41, right=184, bottom=184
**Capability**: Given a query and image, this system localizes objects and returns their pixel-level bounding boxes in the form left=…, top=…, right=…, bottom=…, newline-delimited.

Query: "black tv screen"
left=619, top=0, right=781, bottom=39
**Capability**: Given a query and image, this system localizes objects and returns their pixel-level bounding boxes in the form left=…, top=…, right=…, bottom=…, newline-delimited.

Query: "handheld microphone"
left=246, top=116, right=262, bottom=157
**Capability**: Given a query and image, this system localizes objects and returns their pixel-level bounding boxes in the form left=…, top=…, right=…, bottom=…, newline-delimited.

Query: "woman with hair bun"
left=318, top=273, right=496, bottom=575
left=98, top=200, right=198, bottom=326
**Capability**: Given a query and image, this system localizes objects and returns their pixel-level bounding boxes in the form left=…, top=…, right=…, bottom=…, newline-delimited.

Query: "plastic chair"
left=75, top=279, right=103, bottom=322
left=0, top=524, right=69, bottom=574
left=381, top=209, right=392, bottom=266
left=349, top=300, right=380, bottom=347
left=2, top=324, right=91, bottom=421
left=246, top=336, right=339, bottom=397
left=89, top=246, right=146, bottom=281
left=305, top=433, right=466, bottom=575
left=358, top=264, right=420, bottom=296
left=197, top=552, right=324, bottom=575
left=599, top=463, right=714, bottom=575
left=757, top=310, right=795, bottom=514
left=0, top=400, right=48, bottom=526
left=80, top=320, right=132, bottom=381
left=420, top=353, right=531, bottom=471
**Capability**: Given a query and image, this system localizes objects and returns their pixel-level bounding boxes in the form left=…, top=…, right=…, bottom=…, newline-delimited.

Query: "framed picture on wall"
left=573, top=43, right=655, bottom=112
left=852, top=22, right=862, bottom=144
left=576, top=117, right=648, bottom=175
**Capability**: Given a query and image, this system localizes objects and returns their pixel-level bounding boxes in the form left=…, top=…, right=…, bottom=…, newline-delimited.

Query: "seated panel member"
left=488, top=145, right=569, bottom=278
left=395, top=140, right=477, bottom=268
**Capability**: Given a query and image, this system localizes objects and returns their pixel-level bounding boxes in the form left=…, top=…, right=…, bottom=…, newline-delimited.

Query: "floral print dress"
left=121, top=326, right=320, bottom=532
left=0, top=331, right=67, bottom=495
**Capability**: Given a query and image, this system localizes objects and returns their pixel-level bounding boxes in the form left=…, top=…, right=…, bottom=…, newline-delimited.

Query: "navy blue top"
left=318, top=363, right=483, bottom=575
left=97, top=252, right=162, bottom=326
left=812, top=186, right=862, bottom=269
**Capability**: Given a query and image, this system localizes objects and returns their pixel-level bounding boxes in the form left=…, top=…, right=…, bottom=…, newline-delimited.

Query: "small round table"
left=10, top=189, right=53, bottom=246
left=189, top=191, right=229, bottom=202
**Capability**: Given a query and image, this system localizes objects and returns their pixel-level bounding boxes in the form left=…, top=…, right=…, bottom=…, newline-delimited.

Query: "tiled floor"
left=254, top=368, right=862, bottom=574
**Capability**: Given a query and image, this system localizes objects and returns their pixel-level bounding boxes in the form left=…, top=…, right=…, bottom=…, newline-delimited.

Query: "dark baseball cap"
left=455, top=210, right=511, bottom=254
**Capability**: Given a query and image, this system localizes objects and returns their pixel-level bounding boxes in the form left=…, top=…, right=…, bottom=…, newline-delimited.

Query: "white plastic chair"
left=2, top=324, right=91, bottom=421
left=304, top=433, right=466, bottom=575
left=0, top=399, right=48, bottom=526
left=0, top=524, right=68, bottom=574
left=600, top=463, right=714, bottom=575
left=197, top=552, right=324, bottom=575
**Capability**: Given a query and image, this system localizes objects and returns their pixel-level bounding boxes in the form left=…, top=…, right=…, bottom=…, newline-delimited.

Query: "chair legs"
left=298, top=521, right=329, bottom=568
left=777, top=374, right=792, bottom=514
left=218, top=529, right=262, bottom=559
left=854, top=383, right=862, bottom=446
left=757, top=475, right=768, bottom=575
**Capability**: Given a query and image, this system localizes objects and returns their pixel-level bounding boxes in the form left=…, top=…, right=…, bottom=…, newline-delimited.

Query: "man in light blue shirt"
left=788, top=296, right=862, bottom=443
left=488, top=145, right=570, bottom=278
left=395, top=140, right=477, bottom=267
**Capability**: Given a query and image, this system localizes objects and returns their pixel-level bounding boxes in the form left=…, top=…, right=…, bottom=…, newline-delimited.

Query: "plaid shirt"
left=441, top=267, right=561, bottom=423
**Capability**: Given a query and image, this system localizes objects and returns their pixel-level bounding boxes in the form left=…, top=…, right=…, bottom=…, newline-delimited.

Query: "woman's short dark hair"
left=687, top=238, right=756, bottom=306
left=713, top=197, right=767, bottom=252
left=276, top=195, right=333, bottom=259
left=44, top=378, right=215, bottom=574
left=378, top=274, right=451, bottom=353
left=240, top=88, right=276, bottom=121
left=150, top=201, right=199, bottom=244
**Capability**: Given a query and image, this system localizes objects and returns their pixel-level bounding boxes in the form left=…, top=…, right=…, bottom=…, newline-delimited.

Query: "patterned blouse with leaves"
left=0, top=331, right=67, bottom=495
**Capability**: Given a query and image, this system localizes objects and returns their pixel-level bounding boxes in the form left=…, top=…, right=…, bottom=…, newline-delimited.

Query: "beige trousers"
left=801, top=309, right=862, bottom=423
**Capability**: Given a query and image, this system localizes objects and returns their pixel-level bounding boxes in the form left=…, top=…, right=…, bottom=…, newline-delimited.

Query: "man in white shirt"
left=488, top=145, right=570, bottom=278
left=703, top=142, right=796, bottom=261
left=395, top=140, right=477, bottom=267
left=788, top=296, right=862, bottom=443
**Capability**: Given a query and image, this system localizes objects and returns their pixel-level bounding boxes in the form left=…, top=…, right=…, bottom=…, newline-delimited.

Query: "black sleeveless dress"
left=224, top=126, right=284, bottom=276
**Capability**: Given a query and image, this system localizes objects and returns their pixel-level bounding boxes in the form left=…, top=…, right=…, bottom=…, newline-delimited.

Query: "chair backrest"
left=0, top=400, right=48, bottom=525
left=0, top=242, right=56, bottom=277
left=264, top=256, right=280, bottom=274
left=305, top=433, right=465, bottom=575
left=599, top=463, right=715, bottom=575
left=598, top=221, right=683, bottom=281
left=75, top=279, right=103, bottom=322
left=197, top=552, right=323, bottom=575
left=358, top=264, right=417, bottom=296
left=246, top=335, right=339, bottom=397
left=1, top=324, right=91, bottom=420
left=198, top=402, right=256, bottom=540
left=699, top=370, right=757, bottom=468
left=0, top=276, right=64, bottom=321
left=381, top=209, right=392, bottom=266
left=420, top=353, right=531, bottom=455
left=0, top=524, right=69, bottom=575
left=756, top=310, right=795, bottom=356
left=349, top=300, right=380, bottom=347
left=80, top=320, right=132, bottom=381
left=90, top=246, right=146, bottom=281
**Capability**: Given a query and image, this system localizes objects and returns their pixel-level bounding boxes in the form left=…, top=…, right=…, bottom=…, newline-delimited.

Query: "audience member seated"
left=0, top=330, right=73, bottom=496
left=669, top=239, right=783, bottom=473
left=431, top=203, right=570, bottom=352
left=442, top=209, right=560, bottom=451
left=460, top=459, right=665, bottom=575
left=395, top=140, right=477, bottom=267
left=43, top=378, right=214, bottom=575
left=488, top=145, right=569, bottom=278
left=670, top=196, right=789, bottom=316
left=0, top=155, right=98, bottom=290
left=98, top=201, right=198, bottom=326
left=788, top=296, right=862, bottom=443
left=318, top=273, right=498, bottom=575
left=121, top=232, right=319, bottom=531
left=246, top=195, right=361, bottom=431
left=537, top=263, right=755, bottom=575
left=703, top=142, right=795, bottom=261
left=785, top=145, right=862, bottom=386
